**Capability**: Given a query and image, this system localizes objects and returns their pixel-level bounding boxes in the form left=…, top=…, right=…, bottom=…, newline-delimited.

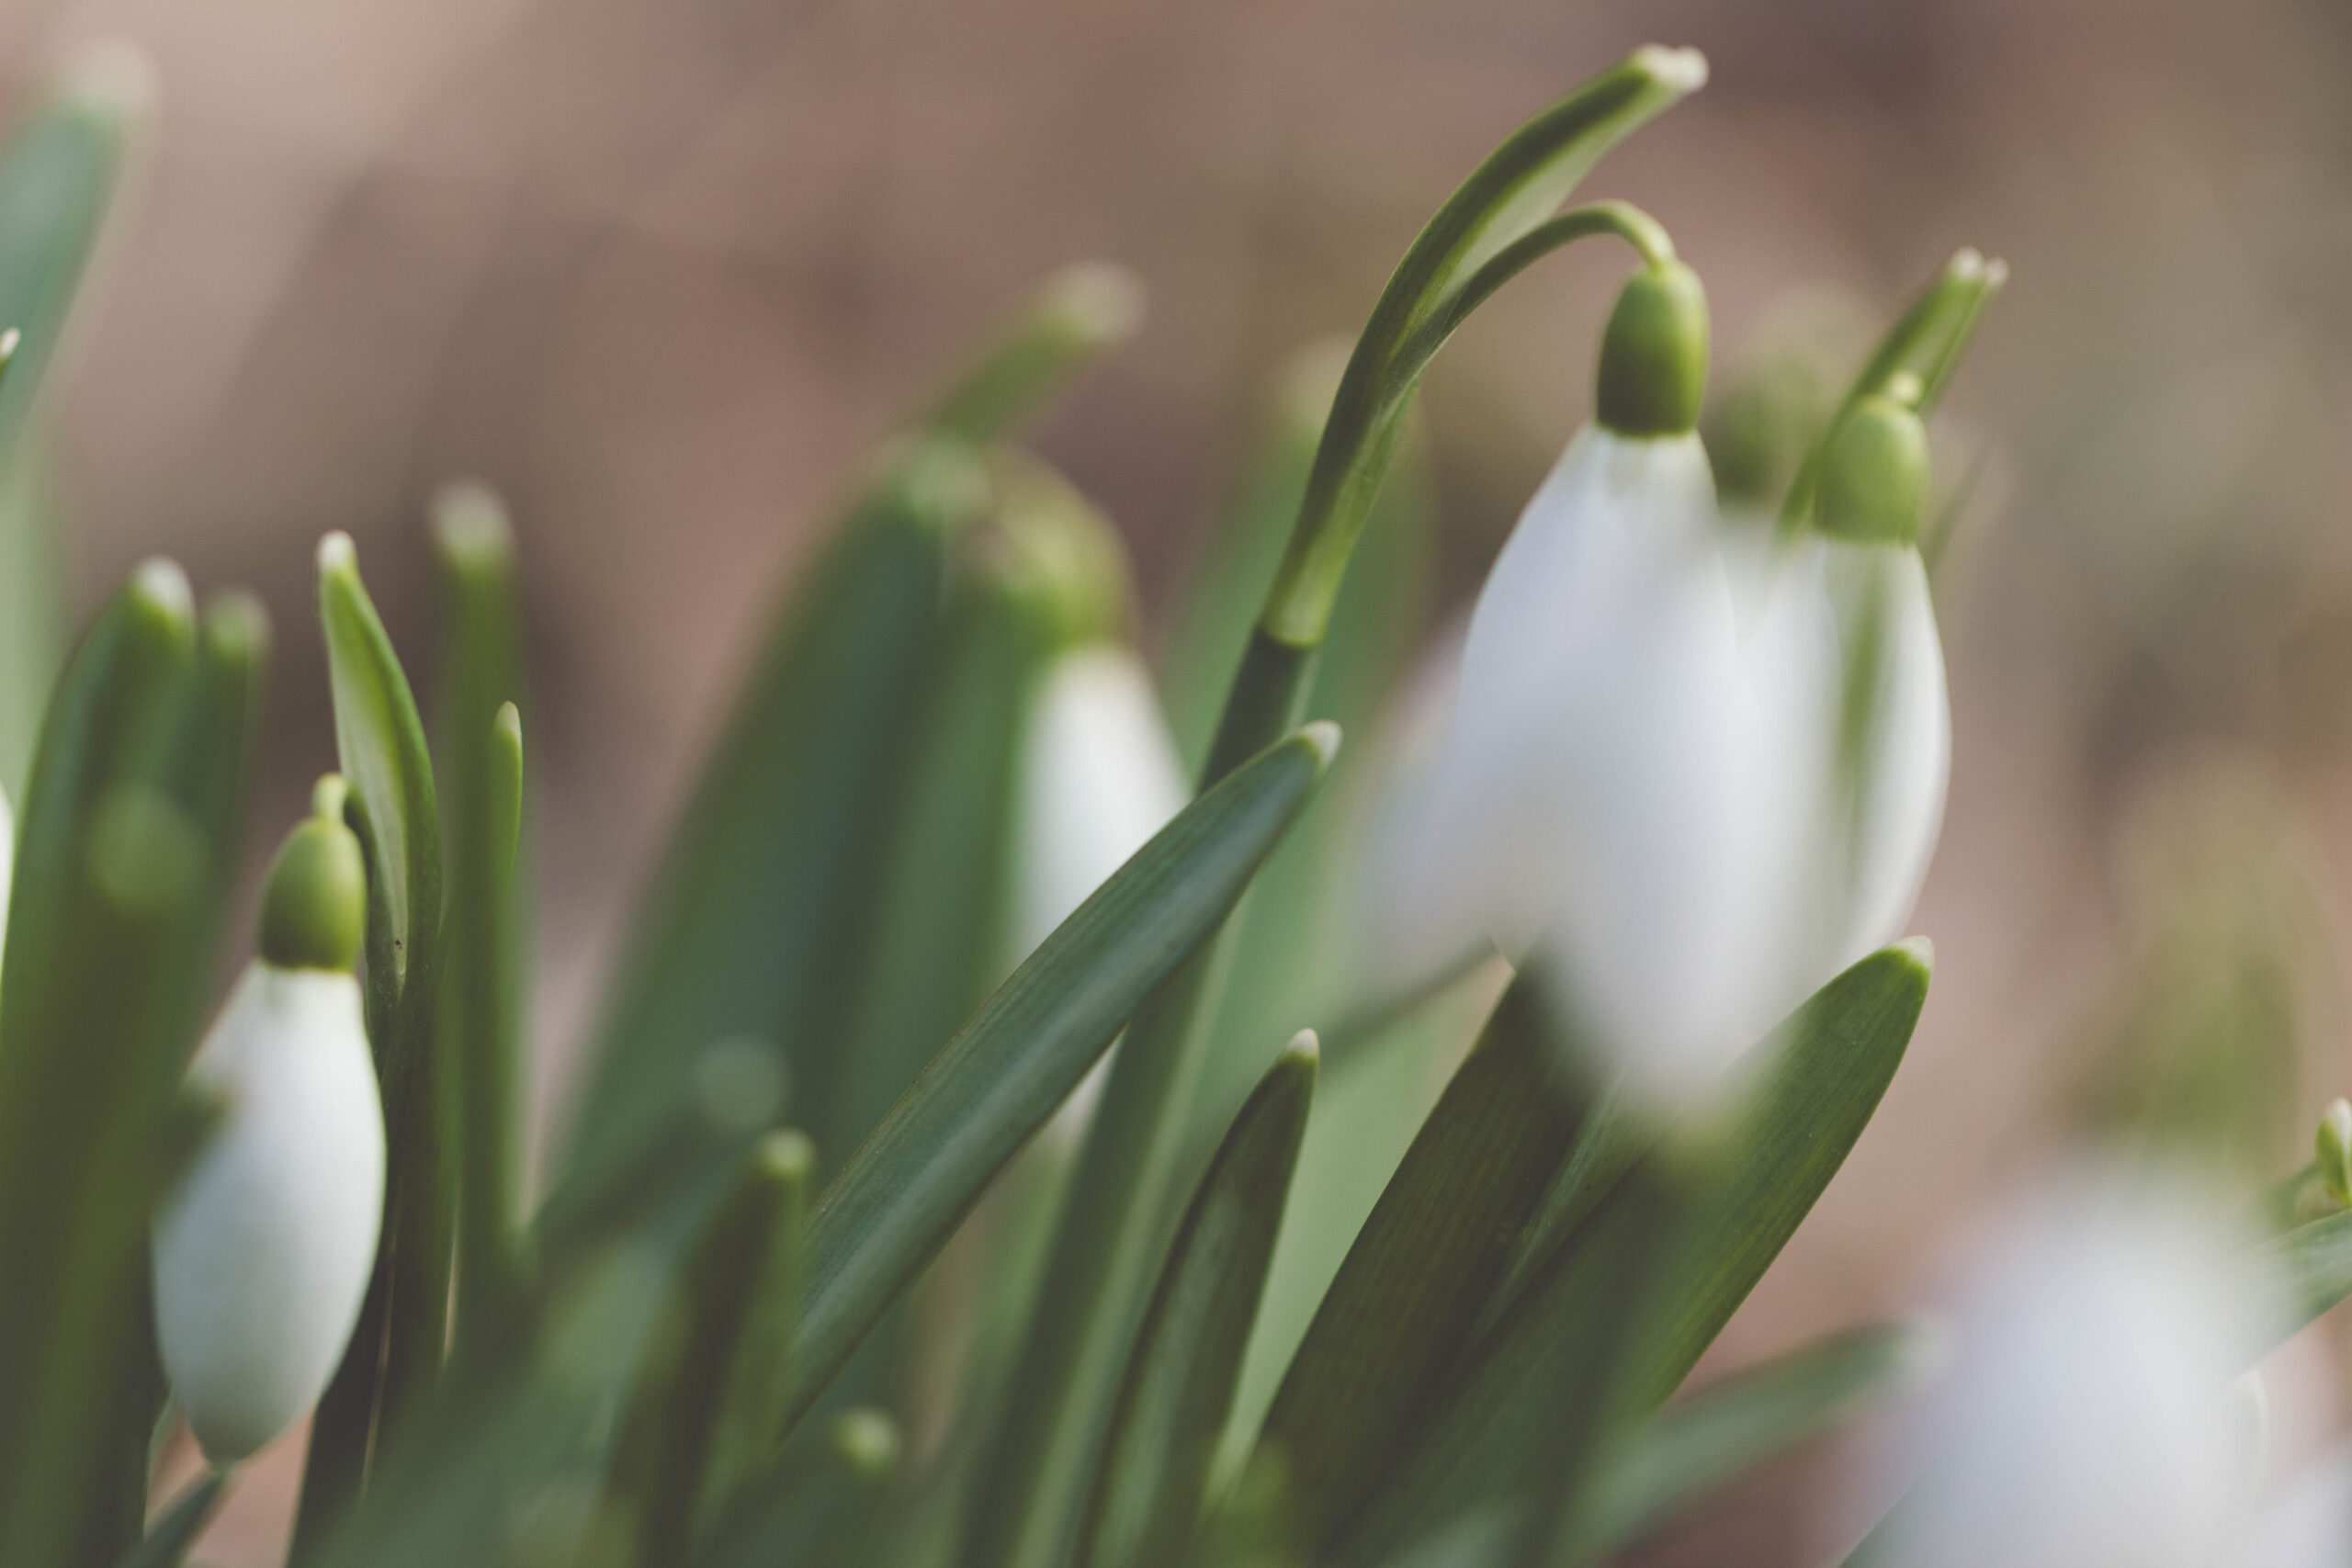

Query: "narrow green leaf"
left=0, top=52, right=150, bottom=790
left=1079, top=1035, right=1317, bottom=1568
left=922, top=262, right=1143, bottom=441
left=0, top=562, right=202, bottom=1567
left=605, top=1132, right=814, bottom=1566
left=2254, top=1207, right=2352, bottom=1352
left=1255, top=981, right=1580, bottom=1553
left=1333, top=942, right=1931, bottom=1562
left=700, top=1134, right=815, bottom=1531
left=1259, top=46, right=1703, bottom=644
left=1577, top=1322, right=1939, bottom=1556
left=299, top=532, right=448, bottom=1539
left=571, top=441, right=990, bottom=1208
left=781, top=724, right=1339, bottom=1434
left=433, top=485, right=531, bottom=1357
left=697, top=1409, right=901, bottom=1568
left=118, top=1469, right=231, bottom=1568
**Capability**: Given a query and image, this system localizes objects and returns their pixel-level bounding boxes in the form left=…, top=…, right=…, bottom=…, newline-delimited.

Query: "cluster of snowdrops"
left=0, top=38, right=2346, bottom=1568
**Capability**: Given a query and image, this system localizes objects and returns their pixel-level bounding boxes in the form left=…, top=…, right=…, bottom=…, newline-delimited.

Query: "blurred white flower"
left=1011, top=642, right=1192, bottom=1139
left=2225, top=1450, right=2352, bottom=1568
left=1862, top=1168, right=2269, bottom=1568
left=152, top=798, right=383, bottom=1462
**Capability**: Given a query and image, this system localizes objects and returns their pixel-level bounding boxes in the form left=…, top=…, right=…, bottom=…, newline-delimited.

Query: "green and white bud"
left=2319, top=1099, right=2352, bottom=1210
left=152, top=781, right=383, bottom=1462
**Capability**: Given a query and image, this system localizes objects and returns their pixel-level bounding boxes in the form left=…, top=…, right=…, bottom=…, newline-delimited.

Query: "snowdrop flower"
left=153, top=780, right=384, bottom=1462
left=1412, top=257, right=1806, bottom=1107
left=1860, top=1168, right=2270, bottom=1568
left=2225, top=1450, right=2352, bottom=1568
left=1013, top=640, right=1192, bottom=1140
left=1735, top=385, right=1951, bottom=999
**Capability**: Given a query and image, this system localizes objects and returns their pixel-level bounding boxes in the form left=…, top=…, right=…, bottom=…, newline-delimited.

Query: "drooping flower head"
left=152, top=777, right=385, bottom=1462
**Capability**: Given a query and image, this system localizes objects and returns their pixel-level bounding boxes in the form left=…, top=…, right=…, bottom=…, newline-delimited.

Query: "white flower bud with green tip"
left=152, top=777, right=384, bottom=1462
left=1418, top=256, right=1808, bottom=1107
left=1862, top=1169, right=2269, bottom=1568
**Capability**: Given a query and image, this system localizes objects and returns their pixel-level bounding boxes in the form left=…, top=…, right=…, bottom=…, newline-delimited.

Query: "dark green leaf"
left=782, top=724, right=1337, bottom=1433
left=300, top=533, right=449, bottom=1539
left=433, top=487, right=531, bottom=1357
left=1255, top=980, right=1579, bottom=1552
left=1333, top=942, right=1931, bottom=1562
left=1079, top=1036, right=1317, bottom=1568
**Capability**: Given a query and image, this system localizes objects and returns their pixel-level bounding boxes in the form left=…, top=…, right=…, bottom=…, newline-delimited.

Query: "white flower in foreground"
left=1863, top=1169, right=2268, bottom=1568
left=2225, top=1450, right=2352, bottom=1568
left=1387, top=257, right=1954, bottom=1110
left=1012, top=642, right=1192, bottom=1140
left=153, top=783, right=384, bottom=1462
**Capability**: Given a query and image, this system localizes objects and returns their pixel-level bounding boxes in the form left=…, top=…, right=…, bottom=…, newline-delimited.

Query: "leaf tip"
left=1297, top=718, right=1344, bottom=771
left=1045, top=261, right=1147, bottom=349
left=130, top=555, right=194, bottom=630
left=1281, top=1027, right=1320, bottom=1068
left=315, top=529, right=357, bottom=580
left=830, top=1408, right=902, bottom=1478
left=431, top=479, right=516, bottom=570
left=755, top=1127, right=816, bottom=1188
left=1631, top=44, right=1709, bottom=94
left=57, top=35, right=157, bottom=125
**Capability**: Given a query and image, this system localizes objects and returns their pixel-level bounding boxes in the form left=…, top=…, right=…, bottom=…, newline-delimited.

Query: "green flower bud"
left=2319, top=1098, right=2352, bottom=1209
left=1816, top=390, right=1929, bottom=545
left=258, top=781, right=367, bottom=972
left=1596, top=259, right=1710, bottom=439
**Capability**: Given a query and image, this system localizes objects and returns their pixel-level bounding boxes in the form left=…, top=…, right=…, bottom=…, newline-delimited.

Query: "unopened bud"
left=1596, top=260, right=1710, bottom=439
left=257, top=779, right=367, bottom=972
left=1816, top=392, right=1928, bottom=546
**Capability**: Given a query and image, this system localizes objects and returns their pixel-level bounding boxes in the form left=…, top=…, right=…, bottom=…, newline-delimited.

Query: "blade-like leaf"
left=1079, top=1035, right=1317, bottom=1568
left=433, top=486, right=530, bottom=1356
left=118, top=1470, right=231, bottom=1568
left=1255, top=980, right=1580, bottom=1552
left=780, top=724, right=1338, bottom=1433
left=1334, top=942, right=1931, bottom=1562
left=0, top=563, right=204, bottom=1567
left=922, top=263, right=1142, bottom=442
left=299, top=532, right=448, bottom=1539
left=0, top=52, right=150, bottom=789
left=571, top=441, right=989, bottom=1208
left=1579, top=1323, right=1939, bottom=1556
left=2254, top=1207, right=2352, bottom=1353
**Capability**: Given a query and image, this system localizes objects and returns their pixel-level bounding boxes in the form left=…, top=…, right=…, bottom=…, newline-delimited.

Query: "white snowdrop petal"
left=1876, top=1172, right=2267, bottom=1568
left=1834, top=543, right=1950, bottom=966
left=2225, top=1451, right=2352, bottom=1568
left=153, top=963, right=385, bottom=1461
left=1012, top=643, right=1193, bottom=963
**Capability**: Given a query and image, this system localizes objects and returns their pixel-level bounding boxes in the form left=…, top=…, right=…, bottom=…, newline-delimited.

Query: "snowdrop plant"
left=0, top=37, right=2349, bottom=1568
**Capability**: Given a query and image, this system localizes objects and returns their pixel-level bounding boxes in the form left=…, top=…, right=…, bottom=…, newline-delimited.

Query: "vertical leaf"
left=298, top=532, right=448, bottom=1541
left=119, top=1470, right=232, bottom=1568
left=1079, top=1036, right=1317, bottom=1568
left=433, top=486, right=530, bottom=1355
left=1254, top=982, right=1579, bottom=1554
left=0, top=51, right=151, bottom=790
left=700, top=1410, right=902, bottom=1568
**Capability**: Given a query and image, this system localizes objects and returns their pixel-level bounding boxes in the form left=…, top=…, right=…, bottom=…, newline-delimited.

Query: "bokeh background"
left=7, top=0, right=2352, bottom=1559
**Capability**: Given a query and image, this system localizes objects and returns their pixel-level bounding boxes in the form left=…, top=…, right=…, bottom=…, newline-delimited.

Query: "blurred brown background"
left=15, top=0, right=2352, bottom=1559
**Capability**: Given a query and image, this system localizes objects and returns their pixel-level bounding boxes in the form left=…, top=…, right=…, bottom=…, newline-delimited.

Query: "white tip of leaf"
left=430, top=479, right=515, bottom=565
left=1298, top=719, right=1343, bottom=769
left=130, top=557, right=193, bottom=622
left=1046, top=262, right=1147, bottom=345
left=1633, top=45, right=1710, bottom=93
left=57, top=36, right=157, bottom=122
left=1283, top=1028, right=1320, bottom=1066
left=315, top=530, right=356, bottom=576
